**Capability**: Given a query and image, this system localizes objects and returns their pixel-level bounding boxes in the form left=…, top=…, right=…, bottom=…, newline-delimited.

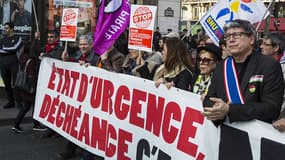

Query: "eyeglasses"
left=197, top=57, right=216, bottom=64
left=261, top=42, right=273, bottom=46
left=224, top=32, right=248, bottom=40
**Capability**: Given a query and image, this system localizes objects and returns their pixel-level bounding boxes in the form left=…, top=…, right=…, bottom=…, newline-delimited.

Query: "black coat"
left=204, top=52, right=284, bottom=124
left=16, top=52, right=37, bottom=102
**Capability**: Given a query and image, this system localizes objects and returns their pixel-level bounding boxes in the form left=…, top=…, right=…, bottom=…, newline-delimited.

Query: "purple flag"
left=93, top=0, right=130, bottom=55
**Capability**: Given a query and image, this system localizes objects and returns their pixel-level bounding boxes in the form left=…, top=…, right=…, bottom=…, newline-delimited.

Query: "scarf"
left=45, top=40, right=59, bottom=53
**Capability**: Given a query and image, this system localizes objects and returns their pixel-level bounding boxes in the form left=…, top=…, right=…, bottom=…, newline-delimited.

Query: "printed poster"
left=0, top=0, right=32, bottom=41
left=128, top=4, right=157, bottom=52
left=48, top=0, right=96, bottom=38
left=60, top=8, right=79, bottom=42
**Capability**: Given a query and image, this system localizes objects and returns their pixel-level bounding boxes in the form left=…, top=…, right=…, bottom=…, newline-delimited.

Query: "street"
left=0, top=93, right=102, bottom=160
left=0, top=123, right=79, bottom=160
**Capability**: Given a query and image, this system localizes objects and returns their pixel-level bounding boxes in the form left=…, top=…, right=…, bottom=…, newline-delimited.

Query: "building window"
left=278, top=6, right=282, bottom=17
left=182, top=6, right=188, bottom=20
left=193, top=6, right=198, bottom=20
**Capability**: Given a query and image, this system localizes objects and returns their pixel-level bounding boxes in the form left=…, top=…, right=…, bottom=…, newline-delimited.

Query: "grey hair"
left=79, top=34, right=93, bottom=45
left=223, top=19, right=256, bottom=38
left=265, top=32, right=285, bottom=53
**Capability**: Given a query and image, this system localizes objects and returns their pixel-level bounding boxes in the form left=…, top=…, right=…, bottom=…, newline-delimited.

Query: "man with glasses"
left=260, top=32, right=285, bottom=61
left=203, top=19, right=284, bottom=159
left=259, top=32, right=285, bottom=132
left=38, top=30, right=63, bottom=60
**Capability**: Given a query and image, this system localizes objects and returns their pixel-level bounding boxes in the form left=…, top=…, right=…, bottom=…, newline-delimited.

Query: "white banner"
left=34, top=58, right=220, bottom=160
left=200, top=0, right=267, bottom=45
left=34, top=58, right=285, bottom=159
left=224, top=120, right=285, bottom=160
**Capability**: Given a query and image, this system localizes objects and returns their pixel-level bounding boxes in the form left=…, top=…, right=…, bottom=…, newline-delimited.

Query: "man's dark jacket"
left=204, top=51, right=284, bottom=123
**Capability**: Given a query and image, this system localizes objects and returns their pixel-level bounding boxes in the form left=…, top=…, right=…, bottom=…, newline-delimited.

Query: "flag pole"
left=255, top=0, right=274, bottom=33
left=32, top=0, right=39, bottom=32
left=181, top=2, right=218, bottom=41
left=181, top=20, right=200, bottom=40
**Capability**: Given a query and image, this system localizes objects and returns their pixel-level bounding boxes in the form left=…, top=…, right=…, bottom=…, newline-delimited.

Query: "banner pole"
left=32, top=0, right=39, bottom=32
left=64, top=41, right=68, bottom=52
left=181, top=1, right=218, bottom=41
left=255, top=0, right=273, bottom=33
left=181, top=20, right=200, bottom=40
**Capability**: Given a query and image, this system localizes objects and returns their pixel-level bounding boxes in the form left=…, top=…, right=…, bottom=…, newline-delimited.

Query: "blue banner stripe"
left=225, top=57, right=244, bottom=104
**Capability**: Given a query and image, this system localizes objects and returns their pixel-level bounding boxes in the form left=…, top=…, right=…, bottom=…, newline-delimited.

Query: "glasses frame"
left=224, top=32, right=249, bottom=41
left=262, top=42, right=273, bottom=46
left=197, top=57, right=216, bottom=65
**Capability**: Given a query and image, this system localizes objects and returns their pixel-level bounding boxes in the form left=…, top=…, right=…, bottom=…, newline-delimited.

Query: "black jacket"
left=204, top=52, right=284, bottom=123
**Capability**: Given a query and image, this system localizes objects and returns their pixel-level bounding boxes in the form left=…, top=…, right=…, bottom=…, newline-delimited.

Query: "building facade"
left=181, top=0, right=285, bottom=32
left=31, top=0, right=285, bottom=41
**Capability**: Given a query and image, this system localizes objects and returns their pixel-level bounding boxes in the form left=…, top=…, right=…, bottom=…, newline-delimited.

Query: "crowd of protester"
left=0, top=19, right=285, bottom=160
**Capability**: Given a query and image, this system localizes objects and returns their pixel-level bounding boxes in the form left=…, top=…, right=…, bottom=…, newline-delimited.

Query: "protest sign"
left=48, top=0, right=96, bottom=37
left=34, top=58, right=285, bottom=159
left=60, top=8, right=79, bottom=42
left=128, top=5, right=157, bottom=52
left=34, top=58, right=219, bottom=160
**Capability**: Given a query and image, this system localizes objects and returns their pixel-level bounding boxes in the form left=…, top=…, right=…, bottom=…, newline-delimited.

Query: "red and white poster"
left=34, top=58, right=285, bottom=159
left=128, top=5, right=157, bottom=52
left=34, top=58, right=220, bottom=160
left=48, top=0, right=96, bottom=37
left=60, top=8, right=79, bottom=42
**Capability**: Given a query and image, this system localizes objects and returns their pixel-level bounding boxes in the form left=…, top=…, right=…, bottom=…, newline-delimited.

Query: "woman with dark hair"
left=193, top=43, right=222, bottom=95
left=154, top=37, right=195, bottom=91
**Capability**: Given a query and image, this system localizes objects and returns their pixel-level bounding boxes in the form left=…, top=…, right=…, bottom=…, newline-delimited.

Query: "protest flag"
left=200, top=0, right=268, bottom=45
left=93, top=0, right=131, bottom=55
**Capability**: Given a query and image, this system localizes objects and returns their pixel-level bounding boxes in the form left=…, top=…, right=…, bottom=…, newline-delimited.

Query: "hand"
left=273, top=119, right=285, bottom=132
left=61, top=50, right=69, bottom=61
left=11, top=9, right=19, bottom=22
left=203, top=97, right=230, bottom=121
left=35, top=32, right=40, bottom=40
left=136, top=55, right=145, bottom=66
left=165, top=81, right=175, bottom=89
left=155, top=78, right=165, bottom=88
left=200, top=94, right=206, bottom=101
left=79, top=60, right=85, bottom=66
left=39, top=52, right=45, bottom=60
left=79, top=61, right=90, bottom=67
left=84, top=63, right=91, bottom=67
